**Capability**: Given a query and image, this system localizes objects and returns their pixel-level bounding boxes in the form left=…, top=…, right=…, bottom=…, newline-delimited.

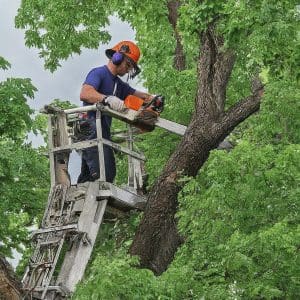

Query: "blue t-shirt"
left=82, top=65, right=135, bottom=139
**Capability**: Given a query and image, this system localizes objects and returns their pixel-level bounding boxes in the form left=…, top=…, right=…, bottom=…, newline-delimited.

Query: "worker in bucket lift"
left=77, top=41, right=154, bottom=184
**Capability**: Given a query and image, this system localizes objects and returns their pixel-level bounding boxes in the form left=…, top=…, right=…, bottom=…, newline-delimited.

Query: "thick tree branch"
left=213, top=49, right=236, bottom=114
left=167, top=1, right=186, bottom=70
left=222, top=77, right=264, bottom=133
left=196, top=26, right=235, bottom=119
left=196, top=29, right=218, bottom=118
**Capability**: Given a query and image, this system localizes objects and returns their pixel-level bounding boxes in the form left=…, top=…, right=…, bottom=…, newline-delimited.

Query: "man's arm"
left=81, top=84, right=126, bottom=112
left=80, top=84, right=154, bottom=105
left=80, top=84, right=107, bottom=104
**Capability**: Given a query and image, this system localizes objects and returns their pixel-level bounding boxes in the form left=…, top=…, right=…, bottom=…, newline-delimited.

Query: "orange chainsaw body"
left=124, top=95, right=144, bottom=111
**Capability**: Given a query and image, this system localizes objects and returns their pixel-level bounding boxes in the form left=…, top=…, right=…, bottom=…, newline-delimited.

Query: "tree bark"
left=167, top=1, right=186, bottom=71
left=130, top=26, right=264, bottom=275
left=0, top=256, right=22, bottom=299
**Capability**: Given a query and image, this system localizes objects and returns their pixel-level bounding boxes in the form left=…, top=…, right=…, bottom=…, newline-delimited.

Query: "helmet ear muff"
left=111, top=52, right=124, bottom=65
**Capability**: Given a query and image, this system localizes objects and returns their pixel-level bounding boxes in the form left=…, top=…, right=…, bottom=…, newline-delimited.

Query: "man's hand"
left=104, top=96, right=126, bottom=112
left=144, top=94, right=156, bottom=104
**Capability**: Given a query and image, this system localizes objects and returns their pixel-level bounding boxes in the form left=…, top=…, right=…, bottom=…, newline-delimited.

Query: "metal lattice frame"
left=22, top=104, right=185, bottom=299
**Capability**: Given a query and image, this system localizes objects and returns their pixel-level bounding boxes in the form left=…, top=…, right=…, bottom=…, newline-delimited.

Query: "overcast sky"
left=0, top=0, right=138, bottom=111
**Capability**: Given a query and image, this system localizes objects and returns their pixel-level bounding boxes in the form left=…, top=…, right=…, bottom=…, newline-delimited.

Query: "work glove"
left=104, top=96, right=126, bottom=112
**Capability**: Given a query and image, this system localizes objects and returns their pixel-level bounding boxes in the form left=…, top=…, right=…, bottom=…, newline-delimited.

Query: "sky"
left=0, top=0, right=139, bottom=267
left=0, top=0, right=137, bottom=111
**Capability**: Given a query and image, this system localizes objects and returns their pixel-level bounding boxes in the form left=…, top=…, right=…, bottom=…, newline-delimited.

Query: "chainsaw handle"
left=143, top=95, right=165, bottom=113
left=143, top=95, right=160, bottom=109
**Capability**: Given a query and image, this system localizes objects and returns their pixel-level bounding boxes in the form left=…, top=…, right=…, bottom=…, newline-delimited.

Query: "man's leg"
left=103, top=145, right=116, bottom=183
left=83, top=145, right=116, bottom=183
left=77, top=155, right=91, bottom=183
left=81, top=118, right=116, bottom=182
left=84, top=146, right=100, bottom=181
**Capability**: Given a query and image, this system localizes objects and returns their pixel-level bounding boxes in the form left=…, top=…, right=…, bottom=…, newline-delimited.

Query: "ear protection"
left=111, top=44, right=131, bottom=65
left=111, top=52, right=124, bottom=65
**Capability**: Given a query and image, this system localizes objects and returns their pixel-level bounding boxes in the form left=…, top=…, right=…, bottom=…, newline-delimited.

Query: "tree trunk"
left=130, top=26, right=264, bottom=275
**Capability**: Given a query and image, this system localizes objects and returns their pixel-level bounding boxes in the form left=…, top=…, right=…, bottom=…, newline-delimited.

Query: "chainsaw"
left=124, top=94, right=164, bottom=113
left=124, top=94, right=165, bottom=131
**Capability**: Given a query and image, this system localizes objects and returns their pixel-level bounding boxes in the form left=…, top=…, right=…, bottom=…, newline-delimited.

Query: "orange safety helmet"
left=106, top=41, right=140, bottom=63
left=105, top=41, right=141, bottom=78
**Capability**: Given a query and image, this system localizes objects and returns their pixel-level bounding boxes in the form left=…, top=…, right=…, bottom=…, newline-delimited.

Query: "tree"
left=0, top=56, right=49, bottom=298
left=0, top=56, right=49, bottom=258
left=0, top=256, right=22, bottom=299
left=73, top=77, right=300, bottom=299
left=15, top=0, right=299, bottom=286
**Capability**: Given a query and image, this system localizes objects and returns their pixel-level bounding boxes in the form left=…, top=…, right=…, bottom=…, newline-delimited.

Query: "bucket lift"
left=21, top=103, right=186, bottom=299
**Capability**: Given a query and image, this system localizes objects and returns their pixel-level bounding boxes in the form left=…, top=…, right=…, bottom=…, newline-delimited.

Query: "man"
left=77, top=41, right=153, bottom=183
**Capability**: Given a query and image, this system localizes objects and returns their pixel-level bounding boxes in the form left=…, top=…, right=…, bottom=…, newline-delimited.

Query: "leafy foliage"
left=219, top=0, right=300, bottom=80
left=0, top=142, right=49, bottom=257
left=0, top=77, right=35, bottom=140
left=15, top=0, right=111, bottom=72
left=49, top=98, right=77, bottom=110
left=243, top=79, right=300, bottom=144
left=175, top=142, right=300, bottom=299
left=0, top=56, right=11, bottom=70
left=0, top=63, right=49, bottom=258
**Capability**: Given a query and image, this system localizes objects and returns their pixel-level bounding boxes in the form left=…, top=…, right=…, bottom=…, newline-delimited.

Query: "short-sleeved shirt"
left=82, top=65, right=135, bottom=139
